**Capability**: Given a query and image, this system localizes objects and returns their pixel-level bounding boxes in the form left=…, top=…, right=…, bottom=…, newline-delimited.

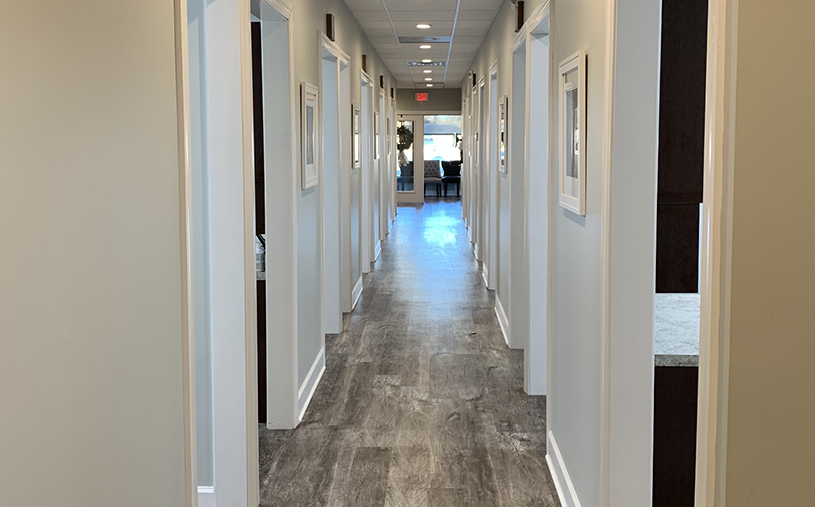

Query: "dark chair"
left=424, top=161, right=442, bottom=198
left=442, top=161, right=462, bottom=197
left=398, top=161, right=414, bottom=191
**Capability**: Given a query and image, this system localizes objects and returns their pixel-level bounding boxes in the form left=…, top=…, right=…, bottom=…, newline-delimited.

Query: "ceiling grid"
left=342, top=0, right=505, bottom=89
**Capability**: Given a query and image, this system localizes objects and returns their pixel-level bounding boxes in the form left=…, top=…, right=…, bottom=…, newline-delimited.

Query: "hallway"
left=259, top=199, right=559, bottom=506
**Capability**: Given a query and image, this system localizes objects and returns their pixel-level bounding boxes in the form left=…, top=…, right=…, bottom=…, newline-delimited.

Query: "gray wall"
left=188, top=0, right=215, bottom=487
left=0, top=1, right=188, bottom=506
left=397, top=88, right=462, bottom=113
left=463, top=0, right=607, bottom=504
left=289, top=0, right=396, bottom=387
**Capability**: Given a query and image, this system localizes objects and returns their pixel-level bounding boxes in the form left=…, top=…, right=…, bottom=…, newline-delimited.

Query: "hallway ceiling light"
left=426, top=84, right=434, bottom=87
left=419, top=45, right=432, bottom=49
left=425, top=77, right=432, bottom=81
left=423, top=69, right=432, bottom=73
left=422, top=59, right=432, bottom=63
left=416, top=23, right=431, bottom=29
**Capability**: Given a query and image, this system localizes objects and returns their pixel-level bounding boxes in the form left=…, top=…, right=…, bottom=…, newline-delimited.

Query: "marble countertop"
left=655, top=293, right=700, bottom=367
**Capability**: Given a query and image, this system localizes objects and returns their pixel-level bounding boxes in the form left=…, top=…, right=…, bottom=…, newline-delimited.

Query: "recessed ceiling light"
left=421, top=59, right=432, bottom=63
left=416, top=23, right=431, bottom=29
left=426, top=84, right=434, bottom=87
left=419, top=44, right=432, bottom=49
left=423, top=70, right=432, bottom=73
left=425, top=77, right=432, bottom=81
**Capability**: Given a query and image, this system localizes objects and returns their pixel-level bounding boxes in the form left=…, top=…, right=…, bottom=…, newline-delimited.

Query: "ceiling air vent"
left=398, top=36, right=452, bottom=44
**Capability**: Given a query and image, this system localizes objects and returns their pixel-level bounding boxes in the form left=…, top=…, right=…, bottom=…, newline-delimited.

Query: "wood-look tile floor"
left=259, top=198, right=559, bottom=507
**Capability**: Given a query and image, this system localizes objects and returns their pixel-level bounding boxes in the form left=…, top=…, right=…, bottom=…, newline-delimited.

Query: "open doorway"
left=508, top=11, right=550, bottom=395
left=360, top=73, right=373, bottom=274
left=652, top=0, right=709, bottom=503
left=188, top=0, right=300, bottom=505
left=320, top=38, right=350, bottom=335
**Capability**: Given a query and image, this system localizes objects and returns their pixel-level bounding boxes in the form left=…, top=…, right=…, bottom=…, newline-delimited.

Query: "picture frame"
left=301, top=82, right=319, bottom=189
left=352, top=103, right=361, bottom=169
left=374, top=112, right=380, bottom=160
left=499, top=95, right=508, bottom=173
left=558, top=51, right=586, bottom=215
left=387, top=117, right=392, bottom=156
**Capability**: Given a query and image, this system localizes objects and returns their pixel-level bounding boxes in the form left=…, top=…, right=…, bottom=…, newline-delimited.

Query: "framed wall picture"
left=301, top=82, right=319, bottom=189
left=499, top=95, right=508, bottom=173
left=387, top=117, right=392, bottom=156
left=352, top=103, right=361, bottom=169
left=374, top=112, right=380, bottom=160
left=558, top=51, right=587, bottom=215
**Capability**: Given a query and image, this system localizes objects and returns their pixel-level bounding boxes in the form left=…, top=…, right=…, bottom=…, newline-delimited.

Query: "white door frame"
left=509, top=3, right=551, bottom=394
left=318, top=33, right=350, bottom=335
left=390, top=97, right=397, bottom=227
left=694, top=0, right=735, bottom=502
left=378, top=90, right=388, bottom=249
left=360, top=71, right=374, bottom=273
left=466, top=94, right=472, bottom=228
left=468, top=89, right=478, bottom=245
left=485, top=64, right=499, bottom=291
left=595, top=0, right=662, bottom=504
left=475, top=80, right=485, bottom=262
left=186, top=0, right=297, bottom=505
left=370, top=88, right=383, bottom=263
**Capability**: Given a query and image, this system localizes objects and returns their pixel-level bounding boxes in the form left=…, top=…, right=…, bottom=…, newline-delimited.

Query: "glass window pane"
left=397, top=120, right=414, bottom=192
left=423, top=115, right=462, bottom=177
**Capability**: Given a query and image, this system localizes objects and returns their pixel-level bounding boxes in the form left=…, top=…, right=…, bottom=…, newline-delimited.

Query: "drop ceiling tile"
left=358, top=19, right=398, bottom=30
left=388, top=11, right=456, bottom=22
left=344, top=0, right=387, bottom=10
left=457, top=9, right=501, bottom=21
left=385, top=0, right=457, bottom=12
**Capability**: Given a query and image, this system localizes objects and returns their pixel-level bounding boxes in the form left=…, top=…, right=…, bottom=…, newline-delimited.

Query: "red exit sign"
left=415, top=92, right=429, bottom=102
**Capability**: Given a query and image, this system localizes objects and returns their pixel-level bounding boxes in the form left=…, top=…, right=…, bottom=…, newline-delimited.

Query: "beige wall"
left=0, top=2, right=188, bottom=506
left=723, top=1, right=815, bottom=503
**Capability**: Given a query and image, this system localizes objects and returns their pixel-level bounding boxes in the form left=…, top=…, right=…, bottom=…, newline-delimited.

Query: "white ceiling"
left=343, top=0, right=505, bottom=89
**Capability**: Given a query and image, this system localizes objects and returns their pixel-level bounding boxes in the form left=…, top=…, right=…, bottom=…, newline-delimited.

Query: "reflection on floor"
left=259, top=198, right=559, bottom=506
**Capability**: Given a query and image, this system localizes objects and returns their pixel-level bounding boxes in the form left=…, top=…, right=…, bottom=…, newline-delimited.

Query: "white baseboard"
left=351, top=276, right=363, bottom=311
left=297, top=347, right=326, bottom=421
left=495, top=295, right=510, bottom=347
left=473, top=240, right=479, bottom=260
left=481, top=267, right=489, bottom=289
left=198, top=486, right=215, bottom=507
left=546, top=431, right=583, bottom=507
left=374, top=240, right=382, bottom=262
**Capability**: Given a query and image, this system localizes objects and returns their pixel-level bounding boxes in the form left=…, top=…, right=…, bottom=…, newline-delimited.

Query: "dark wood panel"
left=656, top=203, right=700, bottom=293
left=657, top=0, right=708, bottom=204
left=252, top=21, right=265, bottom=235
left=257, top=280, right=267, bottom=424
left=653, top=366, right=698, bottom=506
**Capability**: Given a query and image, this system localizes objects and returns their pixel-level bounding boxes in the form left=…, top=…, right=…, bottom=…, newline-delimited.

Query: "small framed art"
left=499, top=95, right=508, bottom=173
left=558, top=50, right=586, bottom=215
left=352, top=103, right=361, bottom=169
left=374, top=112, right=380, bottom=160
left=301, top=82, right=319, bottom=189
